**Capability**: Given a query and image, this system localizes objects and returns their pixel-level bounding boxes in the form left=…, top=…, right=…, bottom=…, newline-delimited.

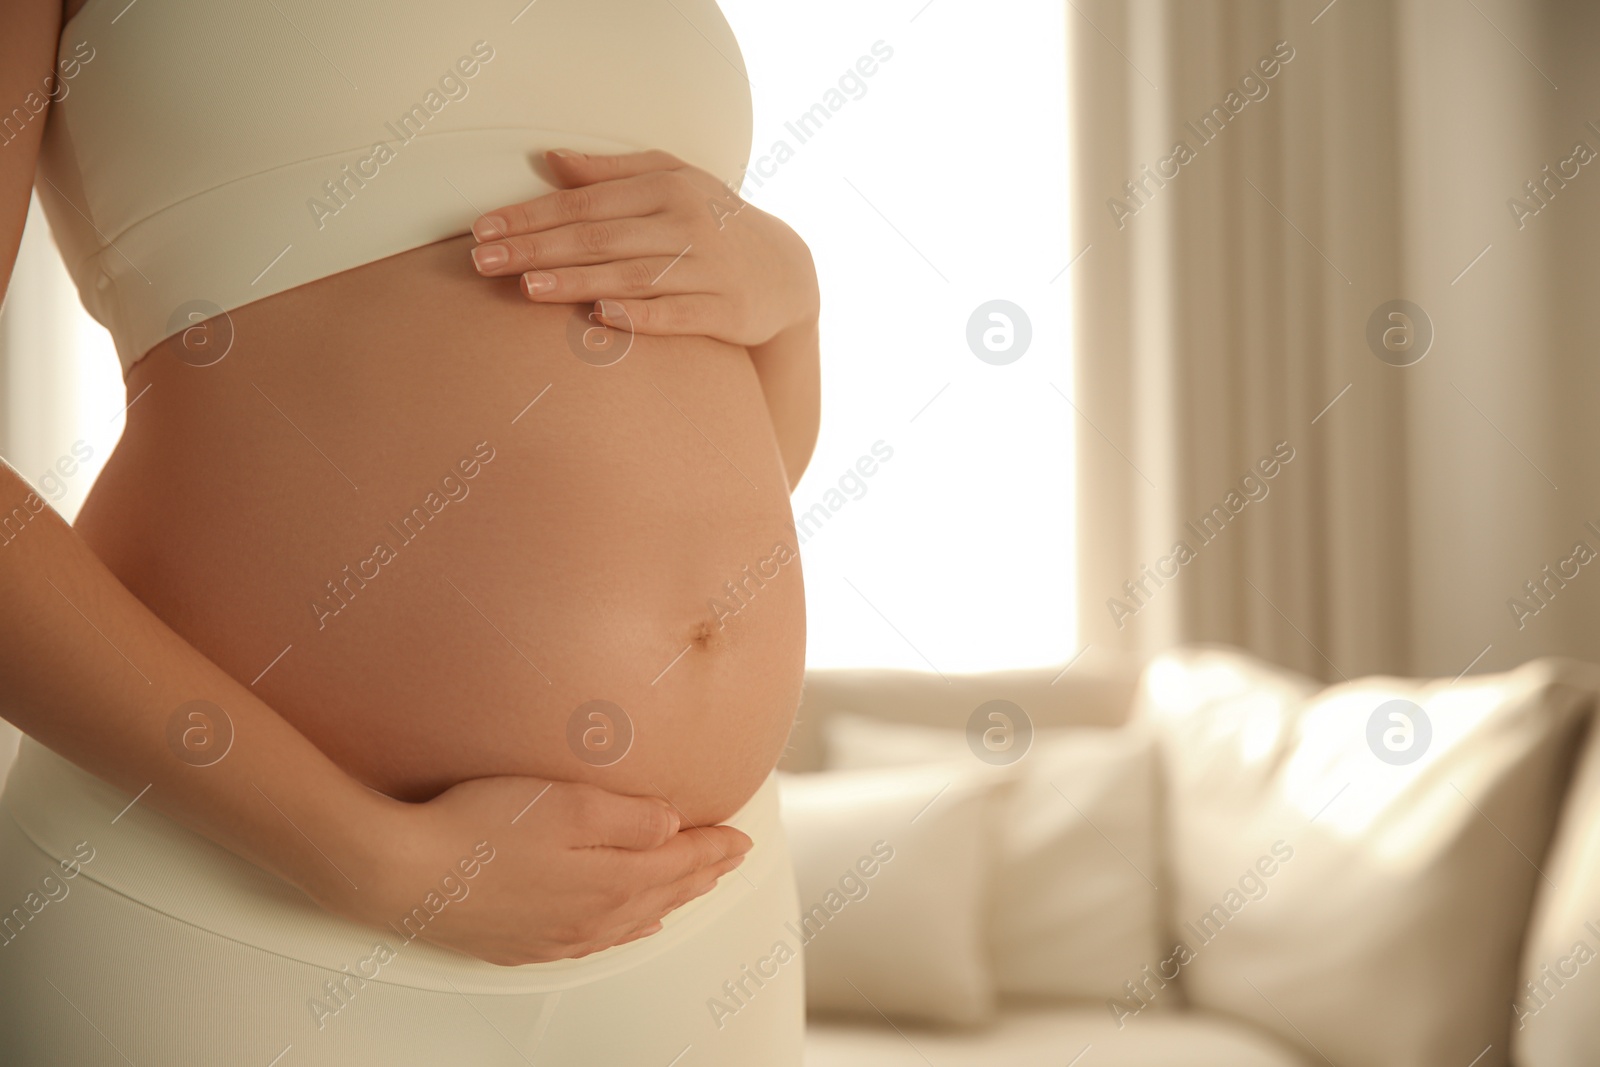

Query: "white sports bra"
left=35, top=0, right=753, bottom=378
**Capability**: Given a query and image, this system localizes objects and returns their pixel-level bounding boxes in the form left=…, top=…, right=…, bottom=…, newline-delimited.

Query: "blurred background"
left=1060, top=0, right=1600, bottom=686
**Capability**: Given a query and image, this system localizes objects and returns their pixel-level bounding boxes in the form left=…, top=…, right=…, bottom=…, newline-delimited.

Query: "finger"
left=548, top=901, right=670, bottom=960
left=586, top=848, right=746, bottom=950
left=550, top=150, right=746, bottom=211
left=545, top=147, right=686, bottom=185
left=615, top=823, right=755, bottom=890
left=558, top=835, right=750, bottom=954
left=632, top=850, right=748, bottom=925
left=560, top=784, right=680, bottom=851
left=517, top=255, right=706, bottom=303
left=561, top=917, right=663, bottom=960
left=591, top=295, right=732, bottom=339
left=601, top=920, right=665, bottom=951
left=472, top=173, right=667, bottom=242
left=575, top=907, right=670, bottom=955
left=470, top=218, right=677, bottom=277
left=682, top=822, right=755, bottom=863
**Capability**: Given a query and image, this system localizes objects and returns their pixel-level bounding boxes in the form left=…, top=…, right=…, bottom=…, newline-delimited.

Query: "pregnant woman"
left=0, top=0, right=819, bottom=1063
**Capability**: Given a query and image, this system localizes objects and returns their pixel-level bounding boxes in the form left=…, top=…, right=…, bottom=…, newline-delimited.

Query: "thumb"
left=544, top=147, right=683, bottom=185
left=543, top=147, right=599, bottom=188
left=576, top=788, right=682, bottom=851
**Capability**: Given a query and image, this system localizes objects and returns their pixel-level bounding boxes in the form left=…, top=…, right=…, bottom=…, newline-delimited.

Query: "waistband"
left=0, top=736, right=783, bottom=994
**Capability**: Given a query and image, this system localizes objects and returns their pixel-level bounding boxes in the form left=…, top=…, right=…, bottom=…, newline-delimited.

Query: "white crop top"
left=35, top=0, right=753, bottom=377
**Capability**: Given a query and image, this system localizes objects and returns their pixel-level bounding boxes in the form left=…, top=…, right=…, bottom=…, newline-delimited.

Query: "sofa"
left=779, top=646, right=1600, bottom=1067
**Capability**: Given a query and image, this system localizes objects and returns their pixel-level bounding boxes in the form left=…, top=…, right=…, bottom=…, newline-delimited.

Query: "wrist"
left=298, top=784, right=419, bottom=924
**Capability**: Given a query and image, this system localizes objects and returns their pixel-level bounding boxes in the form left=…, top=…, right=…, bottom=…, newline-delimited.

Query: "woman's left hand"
left=468, top=149, right=819, bottom=348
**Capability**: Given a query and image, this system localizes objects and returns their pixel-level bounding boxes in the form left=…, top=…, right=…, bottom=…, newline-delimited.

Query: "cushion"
left=1514, top=667, right=1600, bottom=1066
left=805, top=1003, right=1312, bottom=1067
left=824, top=713, right=1162, bottom=1004
left=1135, top=646, right=1595, bottom=1067
left=778, top=761, right=1005, bottom=1025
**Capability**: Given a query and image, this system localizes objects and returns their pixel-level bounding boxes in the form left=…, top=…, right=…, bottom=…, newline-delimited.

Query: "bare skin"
left=77, top=230, right=810, bottom=824
left=0, top=0, right=819, bottom=965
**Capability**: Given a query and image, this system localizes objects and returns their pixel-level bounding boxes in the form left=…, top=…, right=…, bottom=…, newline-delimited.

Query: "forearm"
left=748, top=312, right=821, bottom=491
left=0, top=464, right=399, bottom=914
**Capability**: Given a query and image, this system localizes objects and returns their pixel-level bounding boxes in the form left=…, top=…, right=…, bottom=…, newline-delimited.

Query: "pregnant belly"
left=73, top=235, right=806, bottom=827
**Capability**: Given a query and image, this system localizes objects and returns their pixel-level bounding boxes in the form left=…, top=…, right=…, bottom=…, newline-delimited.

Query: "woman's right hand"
left=330, top=774, right=754, bottom=967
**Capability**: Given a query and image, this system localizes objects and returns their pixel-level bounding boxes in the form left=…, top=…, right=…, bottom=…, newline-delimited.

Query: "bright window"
left=1, top=196, right=123, bottom=524
left=720, top=1, right=1075, bottom=672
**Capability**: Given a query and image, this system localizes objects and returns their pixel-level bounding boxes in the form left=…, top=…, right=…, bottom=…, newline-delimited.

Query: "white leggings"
left=0, top=736, right=804, bottom=1066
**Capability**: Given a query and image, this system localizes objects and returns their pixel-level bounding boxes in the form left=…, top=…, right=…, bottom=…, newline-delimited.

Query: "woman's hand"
left=468, top=149, right=819, bottom=348
left=333, top=774, right=753, bottom=967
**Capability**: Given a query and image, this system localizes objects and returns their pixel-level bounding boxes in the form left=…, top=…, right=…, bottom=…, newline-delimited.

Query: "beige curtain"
left=1071, top=0, right=1600, bottom=682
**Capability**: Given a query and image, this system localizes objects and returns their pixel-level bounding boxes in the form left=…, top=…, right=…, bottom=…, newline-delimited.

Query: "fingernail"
left=473, top=215, right=508, bottom=241
left=471, top=244, right=508, bottom=271
left=550, top=148, right=584, bottom=160
left=730, top=852, right=748, bottom=868
left=597, top=299, right=622, bottom=319
left=524, top=272, right=556, bottom=295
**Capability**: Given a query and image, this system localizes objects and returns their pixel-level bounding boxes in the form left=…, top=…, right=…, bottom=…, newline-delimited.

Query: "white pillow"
left=777, top=761, right=1004, bottom=1025
left=1514, top=669, right=1600, bottom=1066
left=1136, top=646, right=1594, bottom=1067
left=825, top=713, right=1163, bottom=1004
